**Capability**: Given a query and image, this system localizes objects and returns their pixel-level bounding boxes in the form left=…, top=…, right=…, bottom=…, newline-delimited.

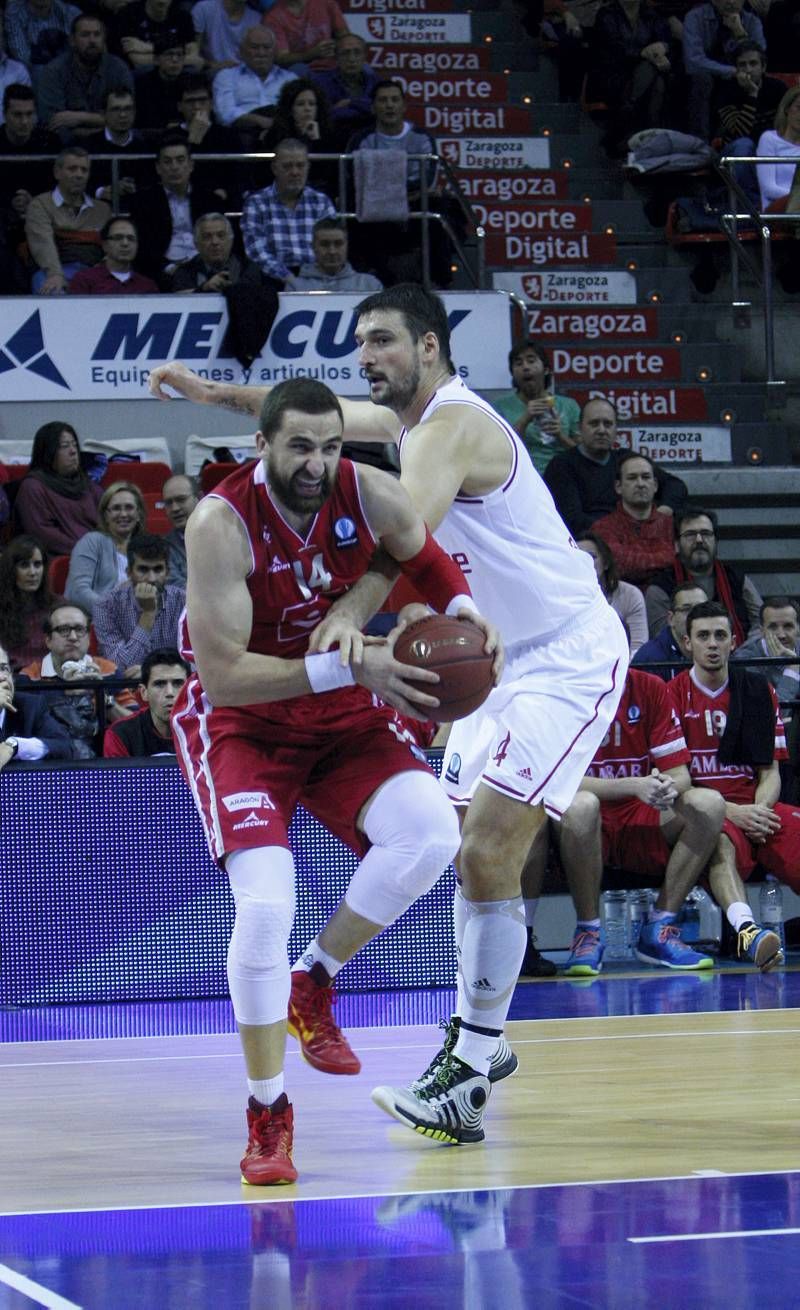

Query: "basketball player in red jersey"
left=668, top=600, right=795, bottom=970
left=172, top=377, right=500, bottom=1184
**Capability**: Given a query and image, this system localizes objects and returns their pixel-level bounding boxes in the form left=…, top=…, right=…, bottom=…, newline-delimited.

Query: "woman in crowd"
left=756, top=85, right=800, bottom=210
left=13, top=423, right=102, bottom=556
left=65, top=481, right=146, bottom=616
left=490, top=339, right=580, bottom=475
left=0, top=535, right=55, bottom=670
left=262, top=78, right=338, bottom=197
left=577, top=531, right=647, bottom=652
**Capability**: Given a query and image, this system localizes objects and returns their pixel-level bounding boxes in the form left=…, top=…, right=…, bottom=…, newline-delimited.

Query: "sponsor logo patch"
left=445, top=752, right=462, bottom=784
left=222, top=791, right=277, bottom=813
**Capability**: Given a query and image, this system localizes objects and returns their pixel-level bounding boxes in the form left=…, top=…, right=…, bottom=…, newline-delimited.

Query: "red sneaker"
left=240, top=1094, right=298, bottom=1186
left=287, top=970, right=361, bottom=1075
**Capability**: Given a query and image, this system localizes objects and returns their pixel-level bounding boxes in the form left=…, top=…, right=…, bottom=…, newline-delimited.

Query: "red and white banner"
left=525, top=306, right=659, bottom=340
left=484, top=232, right=616, bottom=266
left=406, top=103, right=532, bottom=134
left=391, top=72, right=509, bottom=101
left=460, top=173, right=569, bottom=203
left=343, top=0, right=453, bottom=10
left=569, top=387, right=709, bottom=421
left=439, top=136, right=550, bottom=170
left=494, top=269, right=637, bottom=303
left=477, top=202, right=592, bottom=234
left=368, top=43, right=491, bottom=70
left=616, top=425, right=732, bottom=462
left=551, top=346, right=682, bottom=382
left=349, top=13, right=471, bottom=41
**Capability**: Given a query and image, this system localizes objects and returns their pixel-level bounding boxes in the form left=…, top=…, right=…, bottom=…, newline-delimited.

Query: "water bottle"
left=628, top=889, right=652, bottom=953
left=759, top=877, right=786, bottom=956
left=678, top=888, right=702, bottom=943
left=694, top=886, right=722, bottom=948
left=602, top=889, right=629, bottom=961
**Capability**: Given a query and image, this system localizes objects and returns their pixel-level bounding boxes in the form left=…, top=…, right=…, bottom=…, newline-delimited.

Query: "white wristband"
left=445, top=594, right=478, bottom=617
left=304, top=650, right=356, bottom=694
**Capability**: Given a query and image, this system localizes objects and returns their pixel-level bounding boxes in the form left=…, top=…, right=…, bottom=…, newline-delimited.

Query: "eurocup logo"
left=627, top=703, right=641, bottom=723
left=522, top=275, right=543, bottom=299
left=440, top=140, right=459, bottom=163
left=366, top=16, right=385, bottom=37
left=0, top=310, right=69, bottom=390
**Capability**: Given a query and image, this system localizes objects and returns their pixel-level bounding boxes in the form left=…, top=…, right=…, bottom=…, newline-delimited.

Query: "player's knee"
left=562, top=790, right=600, bottom=837
left=226, top=846, right=296, bottom=972
left=680, top=788, right=726, bottom=832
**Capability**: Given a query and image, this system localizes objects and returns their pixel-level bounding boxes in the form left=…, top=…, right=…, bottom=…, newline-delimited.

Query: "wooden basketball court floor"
left=2, top=967, right=799, bottom=1308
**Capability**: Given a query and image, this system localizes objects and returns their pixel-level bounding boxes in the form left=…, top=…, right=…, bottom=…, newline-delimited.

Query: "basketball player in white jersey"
left=150, top=284, right=629, bottom=1145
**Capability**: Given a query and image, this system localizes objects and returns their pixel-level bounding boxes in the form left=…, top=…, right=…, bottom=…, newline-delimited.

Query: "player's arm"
left=580, top=764, right=688, bottom=810
left=398, top=406, right=496, bottom=531
left=724, top=763, right=782, bottom=840
left=147, top=362, right=402, bottom=442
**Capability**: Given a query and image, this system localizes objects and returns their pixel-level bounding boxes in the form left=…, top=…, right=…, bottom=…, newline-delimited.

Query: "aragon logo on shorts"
left=445, top=752, right=462, bottom=784
left=222, top=791, right=276, bottom=813
left=333, top=516, right=358, bottom=548
left=232, top=811, right=271, bottom=831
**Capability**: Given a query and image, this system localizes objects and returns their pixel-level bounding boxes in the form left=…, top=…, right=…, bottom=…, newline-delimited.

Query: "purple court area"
left=1, top=969, right=798, bottom=1308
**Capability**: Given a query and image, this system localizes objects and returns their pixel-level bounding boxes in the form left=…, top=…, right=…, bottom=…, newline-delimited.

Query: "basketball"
left=393, top=614, right=494, bottom=722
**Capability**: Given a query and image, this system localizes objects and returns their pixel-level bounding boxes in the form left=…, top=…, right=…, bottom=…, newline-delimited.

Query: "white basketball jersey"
left=400, top=377, right=601, bottom=648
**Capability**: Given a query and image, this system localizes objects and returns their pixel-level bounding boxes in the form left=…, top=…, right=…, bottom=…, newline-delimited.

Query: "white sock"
left=454, top=896, right=527, bottom=1076
left=523, top=898, right=538, bottom=928
left=726, top=901, right=754, bottom=932
left=248, top=1073, right=285, bottom=1106
left=453, top=884, right=469, bottom=1015
left=292, top=937, right=343, bottom=980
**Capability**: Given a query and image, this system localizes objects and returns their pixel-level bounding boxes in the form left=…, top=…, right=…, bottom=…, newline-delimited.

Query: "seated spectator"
left=134, top=38, right=189, bottom=133
left=170, top=210, right=269, bottom=291
left=261, top=76, right=338, bottom=196
left=36, top=14, right=134, bottom=142
left=521, top=668, right=725, bottom=974
left=669, top=600, right=796, bottom=968
left=117, top=0, right=200, bottom=71
left=82, top=87, right=147, bottom=202
left=170, top=77, right=244, bottom=202
left=242, top=136, right=334, bottom=286
left=24, top=146, right=111, bottom=294
left=592, top=451, right=676, bottom=587
left=65, top=480, right=146, bottom=614
left=0, top=535, right=55, bottom=671
left=264, top=0, right=348, bottom=72
left=716, top=41, right=784, bottom=207
left=103, top=647, right=189, bottom=756
left=161, top=474, right=199, bottom=585
left=733, top=596, right=800, bottom=720
left=0, top=28, right=32, bottom=118
left=291, top=216, right=382, bottom=291
left=577, top=531, right=648, bottom=652
left=5, top=0, right=80, bottom=71
left=0, top=642, right=74, bottom=768
left=645, top=505, right=762, bottom=642
left=0, top=84, right=60, bottom=282
left=633, top=581, right=706, bottom=677
left=127, top=134, right=222, bottom=282
left=14, top=422, right=102, bottom=555
left=192, top=0, right=262, bottom=73
left=589, top=0, right=677, bottom=155
left=312, top=32, right=379, bottom=150
left=19, top=601, right=136, bottom=756
left=756, top=86, right=800, bottom=211
left=682, top=0, right=764, bottom=140
left=93, top=532, right=185, bottom=678
left=212, top=26, right=297, bottom=137
left=490, top=338, right=580, bottom=475
left=543, top=398, right=687, bottom=538
left=68, top=214, right=160, bottom=293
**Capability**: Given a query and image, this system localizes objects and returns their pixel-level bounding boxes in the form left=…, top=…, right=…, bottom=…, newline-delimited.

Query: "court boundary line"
left=629, top=1226, right=800, bottom=1244
left=0, top=1260, right=83, bottom=1309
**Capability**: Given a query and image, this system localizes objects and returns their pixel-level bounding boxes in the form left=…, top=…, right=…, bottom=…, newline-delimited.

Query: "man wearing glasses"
left=68, top=215, right=159, bottom=295
left=0, top=642, right=73, bottom=769
left=644, top=505, right=762, bottom=645
left=18, top=602, right=135, bottom=756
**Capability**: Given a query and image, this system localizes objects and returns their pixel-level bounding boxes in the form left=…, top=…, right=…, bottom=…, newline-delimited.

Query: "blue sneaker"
left=565, top=927, right=604, bottom=976
left=636, top=920, right=713, bottom=970
left=736, top=922, right=783, bottom=972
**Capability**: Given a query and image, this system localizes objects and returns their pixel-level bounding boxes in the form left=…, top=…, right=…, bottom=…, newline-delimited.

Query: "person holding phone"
left=489, top=338, right=580, bottom=475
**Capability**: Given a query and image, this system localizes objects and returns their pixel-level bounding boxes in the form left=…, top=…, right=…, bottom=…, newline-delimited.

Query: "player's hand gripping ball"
left=393, top=615, right=494, bottom=722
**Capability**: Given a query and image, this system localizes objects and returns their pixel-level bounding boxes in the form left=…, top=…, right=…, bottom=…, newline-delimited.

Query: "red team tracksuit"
left=172, top=458, right=433, bottom=864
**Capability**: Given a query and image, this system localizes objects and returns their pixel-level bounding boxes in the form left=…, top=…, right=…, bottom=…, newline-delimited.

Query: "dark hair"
left=126, top=532, right=169, bottom=570
left=273, top=77, right=331, bottom=138
left=685, top=599, right=732, bottom=638
left=55, top=145, right=89, bottom=168
left=0, top=535, right=53, bottom=654
left=101, top=214, right=138, bottom=241
left=179, top=74, right=210, bottom=98
left=104, top=85, right=135, bottom=109
left=759, top=595, right=800, bottom=623
left=157, top=131, right=191, bottom=160
left=669, top=581, right=707, bottom=608
left=673, top=504, right=718, bottom=540
left=259, top=378, right=343, bottom=440
left=313, top=216, right=346, bottom=239
left=153, top=34, right=185, bottom=58
left=141, top=647, right=190, bottom=685
left=508, top=337, right=550, bottom=374
left=616, top=450, right=656, bottom=477
left=29, top=421, right=80, bottom=474
left=577, top=531, right=619, bottom=597
left=734, top=40, right=766, bottom=63
left=371, top=79, right=404, bottom=101
left=44, top=600, right=92, bottom=635
left=3, top=83, right=35, bottom=113
left=355, top=283, right=456, bottom=376
left=71, top=12, right=106, bottom=34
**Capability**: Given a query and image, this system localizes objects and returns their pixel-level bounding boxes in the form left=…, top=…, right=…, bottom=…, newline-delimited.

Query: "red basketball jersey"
left=182, top=457, right=377, bottom=660
left=585, top=668, right=690, bottom=808
left=668, top=669, right=788, bottom=804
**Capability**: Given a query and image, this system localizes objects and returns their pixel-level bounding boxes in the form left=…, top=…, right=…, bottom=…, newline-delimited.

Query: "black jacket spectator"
left=543, top=446, right=687, bottom=538
left=128, top=180, right=222, bottom=280
left=3, top=688, right=74, bottom=760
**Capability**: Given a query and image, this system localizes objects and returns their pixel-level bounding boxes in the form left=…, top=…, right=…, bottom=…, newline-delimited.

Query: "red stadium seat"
left=101, top=461, right=173, bottom=493
left=142, top=493, right=172, bottom=535
left=49, top=555, right=70, bottom=596
left=200, top=462, right=238, bottom=494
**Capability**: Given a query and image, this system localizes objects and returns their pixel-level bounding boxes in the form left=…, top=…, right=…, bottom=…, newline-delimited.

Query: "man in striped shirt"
left=93, top=533, right=185, bottom=680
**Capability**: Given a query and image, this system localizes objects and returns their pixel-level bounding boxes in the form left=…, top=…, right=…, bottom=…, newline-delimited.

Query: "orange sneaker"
left=240, top=1094, right=298, bottom=1186
left=287, top=970, right=361, bottom=1075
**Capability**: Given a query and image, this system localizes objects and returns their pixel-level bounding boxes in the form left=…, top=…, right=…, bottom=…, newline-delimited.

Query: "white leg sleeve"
left=226, top=846, right=296, bottom=1027
left=345, top=770, right=461, bottom=927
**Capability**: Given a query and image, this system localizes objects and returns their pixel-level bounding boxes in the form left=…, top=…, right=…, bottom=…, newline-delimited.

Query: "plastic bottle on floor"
left=759, top=876, right=786, bottom=955
left=602, top=889, right=628, bottom=961
left=628, top=888, right=652, bottom=953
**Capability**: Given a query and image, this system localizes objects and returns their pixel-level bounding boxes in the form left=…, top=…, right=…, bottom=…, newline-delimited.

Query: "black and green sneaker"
left=411, top=1016, right=518, bottom=1093
left=372, top=1053, right=491, bottom=1144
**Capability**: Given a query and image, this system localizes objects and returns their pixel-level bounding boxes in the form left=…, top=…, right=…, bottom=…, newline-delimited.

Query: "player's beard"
left=367, top=355, right=421, bottom=413
left=268, top=457, right=336, bottom=516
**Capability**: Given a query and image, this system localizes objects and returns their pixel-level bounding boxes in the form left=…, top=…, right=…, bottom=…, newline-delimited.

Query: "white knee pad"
left=226, top=846, right=296, bottom=1026
left=345, top=770, right=460, bottom=926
